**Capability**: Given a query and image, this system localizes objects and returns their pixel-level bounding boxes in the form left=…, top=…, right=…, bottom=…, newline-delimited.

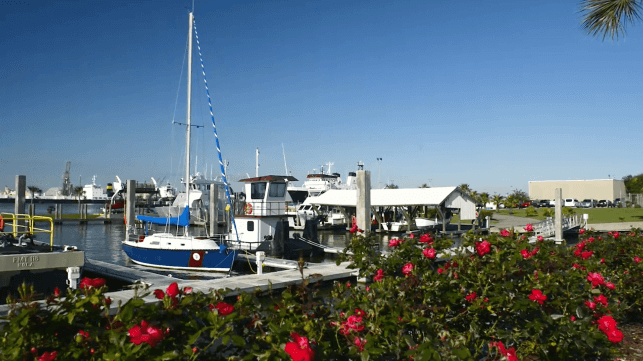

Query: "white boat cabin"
left=232, top=175, right=297, bottom=248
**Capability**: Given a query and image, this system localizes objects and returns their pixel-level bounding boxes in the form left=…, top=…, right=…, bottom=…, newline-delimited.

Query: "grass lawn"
left=494, top=208, right=643, bottom=223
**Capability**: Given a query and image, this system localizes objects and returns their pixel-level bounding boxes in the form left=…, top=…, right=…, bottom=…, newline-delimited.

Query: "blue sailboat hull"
left=122, top=243, right=237, bottom=272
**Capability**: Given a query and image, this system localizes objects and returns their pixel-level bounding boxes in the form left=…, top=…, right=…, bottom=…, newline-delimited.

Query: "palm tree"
left=74, top=186, right=85, bottom=214
left=581, top=0, right=642, bottom=40
left=458, top=184, right=472, bottom=195
left=492, top=194, right=503, bottom=213
left=27, top=186, right=40, bottom=215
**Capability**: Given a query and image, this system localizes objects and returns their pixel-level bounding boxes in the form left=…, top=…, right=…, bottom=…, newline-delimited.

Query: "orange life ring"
left=244, top=203, right=253, bottom=215
left=0, top=215, right=4, bottom=232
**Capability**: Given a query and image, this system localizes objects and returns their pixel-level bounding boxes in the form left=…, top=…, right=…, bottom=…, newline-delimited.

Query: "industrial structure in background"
left=61, top=161, right=73, bottom=196
left=528, top=179, right=641, bottom=206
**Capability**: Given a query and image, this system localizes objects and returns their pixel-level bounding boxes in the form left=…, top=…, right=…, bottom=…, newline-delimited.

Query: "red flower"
left=419, top=234, right=434, bottom=244
left=580, top=250, right=594, bottom=260
left=388, top=238, right=402, bottom=247
left=128, top=321, right=165, bottom=348
left=465, top=292, right=477, bottom=302
left=183, top=287, right=193, bottom=294
left=166, top=282, right=180, bottom=298
left=571, top=316, right=576, bottom=321
left=528, top=289, right=547, bottom=305
left=349, top=224, right=358, bottom=234
left=489, top=341, right=518, bottom=361
left=605, top=282, right=615, bottom=290
left=606, top=328, right=624, bottom=343
left=153, top=290, right=165, bottom=299
left=524, top=224, right=534, bottom=232
left=634, top=257, right=642, bottom=264
left=475, top=240, right=491, bottom=257
left=597, top=315, right=617, bottom=333
left=373, top=269, right=384, bottom=282
left=422, top=248, right=436, bottom=259
left=402, top=263, right=414, bottom=276
left=585, top=300, right=597, bottom=310
left=212, top=302, right=234, bottom=316
left=500, top=229, right=511, bottom=237
left=587, top=272, right=605, bottom=288
left=409, top=233, right=415, bottom=239
left=579, top=228, right=585, bottom=235
left=613, top=231, right=620, bottom=239
left=79, top=277, right=106, bottom=290
left=340, top=314, right=365, bottom=334
left=285, top=333, right=315, bottom=361
left=594, top=294, right=608, bottom=307
left=53, top=287, right=61, bottom=297
left=353, top=336, right=367, bottom=352
left=437, top=268, right=444, bottom=274
left=37, top=351, right=57, bottom=361
left=537, top=235, right=544, bottom=242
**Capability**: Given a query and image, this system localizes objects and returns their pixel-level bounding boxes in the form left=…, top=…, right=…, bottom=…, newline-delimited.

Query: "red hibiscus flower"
left=285, top=332, right=315, bottom=361
left=587, top=272, right=605, bottom=288
left=79, top=277, right=106, bottom=290
left=37, top=351, right=58, bottom=361
left=528, top=289, right=547, bottom=305
left=465, top=292, right=477, bottom=302
left=402, top=263, right=414, bottom=276
left=475, top=240, right=491, bottom=257
left=524, top=224, right=534, bottom=232
left=128, top=321, right=165, bottom=348
left=373, top=269, right=384, bottom=282
left=422, top=248, right=436, bottom=259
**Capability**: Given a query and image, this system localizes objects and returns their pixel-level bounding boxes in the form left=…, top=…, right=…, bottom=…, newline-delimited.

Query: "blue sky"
left=1, top=0, right=641, bottom=196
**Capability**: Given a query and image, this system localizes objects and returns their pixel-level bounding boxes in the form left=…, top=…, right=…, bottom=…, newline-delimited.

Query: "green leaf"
left=232, top=335, right=246, bottom=347
left=360, top=350, right=370, bottom=361
left=222, top=335, right=230, bottom=346
left=187, top=328, right=206, bottom=345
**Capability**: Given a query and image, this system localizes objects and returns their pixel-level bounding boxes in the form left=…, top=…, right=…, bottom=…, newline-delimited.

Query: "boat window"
left=268, top=183, right=286, bottom=197
left=247, top=221, right=254, bottom=232
left=251, top=182, right=267, bottom=199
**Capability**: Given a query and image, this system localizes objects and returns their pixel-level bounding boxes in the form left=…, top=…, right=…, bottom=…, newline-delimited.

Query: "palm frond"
left=580, top=0, right=642, bottom=40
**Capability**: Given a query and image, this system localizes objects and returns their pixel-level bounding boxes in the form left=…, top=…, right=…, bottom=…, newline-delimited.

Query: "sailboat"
left=121, top=11, right=237, bottom=272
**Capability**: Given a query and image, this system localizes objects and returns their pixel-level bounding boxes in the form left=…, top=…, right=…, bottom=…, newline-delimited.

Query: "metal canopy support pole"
left=555, top=188, right=563, bottom=244
left=126, top=180, right=136, bottom=231
left=356, top=170, right=371, bottom=234
left=209, top=183, right=218, bottom=237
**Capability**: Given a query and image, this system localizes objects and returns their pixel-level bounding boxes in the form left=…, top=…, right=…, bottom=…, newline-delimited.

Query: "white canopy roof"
left=309, top=186, right=477, bottom=220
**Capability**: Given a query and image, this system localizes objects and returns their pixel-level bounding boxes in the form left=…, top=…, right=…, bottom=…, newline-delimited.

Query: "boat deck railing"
left=237, top=201, right=290, bottom=217
left=0, top=213, right=54, bottom=247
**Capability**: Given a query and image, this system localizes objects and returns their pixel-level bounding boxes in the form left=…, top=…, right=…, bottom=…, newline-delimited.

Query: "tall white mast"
left=185, top=12, right=193, bottom=207
left=255, top=147, right=260, bottom=177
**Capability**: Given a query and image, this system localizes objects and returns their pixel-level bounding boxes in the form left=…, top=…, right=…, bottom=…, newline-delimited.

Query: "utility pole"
left=376, top=158, right=382, bottom=189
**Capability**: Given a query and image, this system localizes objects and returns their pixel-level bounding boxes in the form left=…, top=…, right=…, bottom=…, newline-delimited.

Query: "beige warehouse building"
left=528, top=179, right=627, bottom=201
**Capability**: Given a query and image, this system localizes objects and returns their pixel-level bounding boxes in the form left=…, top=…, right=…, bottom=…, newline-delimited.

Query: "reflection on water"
left=0, top=202, right=104, bottom=216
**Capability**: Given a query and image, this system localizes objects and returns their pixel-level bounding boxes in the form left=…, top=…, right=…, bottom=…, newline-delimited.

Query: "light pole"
left=376, top=158, right=382, bottom=189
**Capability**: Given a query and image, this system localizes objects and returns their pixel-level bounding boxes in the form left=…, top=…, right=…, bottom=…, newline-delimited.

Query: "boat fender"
left=243, top=203, right=253, bottom=215
left=0, top=215, right=4, bottom=232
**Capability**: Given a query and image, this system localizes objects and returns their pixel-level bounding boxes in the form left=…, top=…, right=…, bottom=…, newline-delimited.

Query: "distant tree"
left=74, top=186, right=85, bottom=213
left=479, top=192, right=490, bottom=210
left=458, top=184, right=472, bottom=195
left=27, top=186, right=41, bottom=213
left=623, top=174, right=643, bottom=194
left=580, top=0, right=642, bottom=40
left=419, top=183, right=430, bottom=188
left=384, top=183, right=399, bottom=189
left=509, top=189, right=530, bottom=204
left=492, top=194, right=504, bottom=213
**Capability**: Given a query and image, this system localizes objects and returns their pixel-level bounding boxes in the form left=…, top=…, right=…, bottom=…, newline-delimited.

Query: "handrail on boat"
left=0, top=212, right=54, bottom=247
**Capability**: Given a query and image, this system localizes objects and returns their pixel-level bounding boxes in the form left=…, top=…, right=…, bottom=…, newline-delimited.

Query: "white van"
left=563, top=198, right=580, bottom=207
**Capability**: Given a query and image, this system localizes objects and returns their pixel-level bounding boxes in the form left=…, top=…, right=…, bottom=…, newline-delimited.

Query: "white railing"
left=531, top=215, right=583, bottom=240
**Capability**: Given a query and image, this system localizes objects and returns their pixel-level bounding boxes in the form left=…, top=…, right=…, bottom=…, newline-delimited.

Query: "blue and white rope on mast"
left=192, top=18, right=240, bottom=243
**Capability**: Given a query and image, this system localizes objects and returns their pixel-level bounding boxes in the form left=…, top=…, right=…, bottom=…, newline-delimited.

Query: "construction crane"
left=62, top=161, right=72, bottom=196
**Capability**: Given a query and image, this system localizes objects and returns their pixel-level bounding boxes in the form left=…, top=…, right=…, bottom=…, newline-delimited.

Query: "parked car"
left=614, top=198, right=627, bottom=208
left=530, top=200, right=540, bottom=208
left=563, top=198, right=580, bottom=208
left=518, top=201, right=532, bottom=209
left=597, top=199, right=610, bottom=208
left=539, top=200, right=550, bottom=208
left=580, top=199, right=598, bottom=208
left=548, top=199, right=563, bottom=208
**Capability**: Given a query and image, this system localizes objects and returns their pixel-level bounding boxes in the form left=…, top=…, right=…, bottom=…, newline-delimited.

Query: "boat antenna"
left=282, top=143, right=288, bottom=175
